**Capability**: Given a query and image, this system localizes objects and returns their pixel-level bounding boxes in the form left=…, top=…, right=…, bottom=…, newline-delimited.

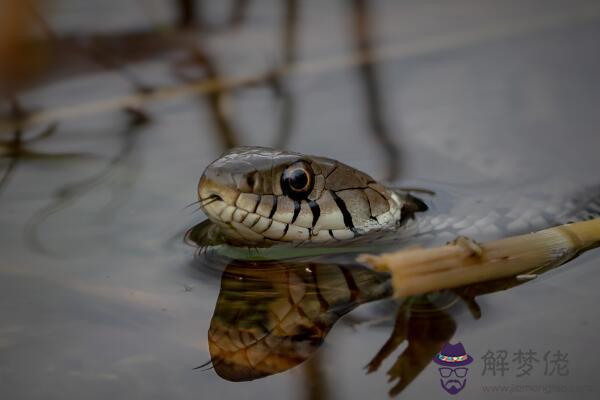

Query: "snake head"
left=198, top=147, right=405, bottom=246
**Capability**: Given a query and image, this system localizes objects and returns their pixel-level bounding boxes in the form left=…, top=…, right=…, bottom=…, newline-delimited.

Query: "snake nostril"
left=200, top=191, right=223, bottom=205
left=209, top=192, right=224, bottom=202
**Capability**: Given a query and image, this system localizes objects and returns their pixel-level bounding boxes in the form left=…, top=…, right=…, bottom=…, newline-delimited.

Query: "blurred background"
left=1, top=1, right=600, bottom=399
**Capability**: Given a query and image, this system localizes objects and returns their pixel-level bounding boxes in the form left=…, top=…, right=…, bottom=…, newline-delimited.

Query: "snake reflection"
left=206, top=260, right=392, bottom=381
left=203, top=258, right=567, bottom=395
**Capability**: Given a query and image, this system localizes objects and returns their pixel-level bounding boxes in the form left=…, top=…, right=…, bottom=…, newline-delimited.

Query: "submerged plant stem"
left=358, top=218, right=600, bottom=297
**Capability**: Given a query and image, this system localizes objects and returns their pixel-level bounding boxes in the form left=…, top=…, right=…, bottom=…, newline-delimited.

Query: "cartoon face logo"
left=433, top=342, right=473, bottom=395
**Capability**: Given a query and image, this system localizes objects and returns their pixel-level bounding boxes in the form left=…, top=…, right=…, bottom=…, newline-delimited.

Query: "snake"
left=192, top=146, right=600, bottom=257
left=195, top=146, right=427, bottom=250
left=194, top=146, right=600, bottom=384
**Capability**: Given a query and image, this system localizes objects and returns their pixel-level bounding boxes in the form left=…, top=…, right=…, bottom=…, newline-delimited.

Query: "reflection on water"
left=206, top=261, right=392, bottom=381
left=2, top=1, right=600, bottom=399
left=366, top=296, right=456, bottom=397
left=25, top=112, right=148, bottom=254
left=201, top=254, right=572, bottom=396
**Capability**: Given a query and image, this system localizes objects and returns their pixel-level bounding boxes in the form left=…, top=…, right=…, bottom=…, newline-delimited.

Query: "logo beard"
left=441, top=378, right=466, bottom=395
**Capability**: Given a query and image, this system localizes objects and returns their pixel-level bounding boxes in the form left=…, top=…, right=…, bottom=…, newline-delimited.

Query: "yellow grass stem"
left=358, top=218, right=600, bottom=297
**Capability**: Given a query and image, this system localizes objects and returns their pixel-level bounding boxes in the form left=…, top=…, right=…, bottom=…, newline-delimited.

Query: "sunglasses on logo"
left=438, top=367, right=468, bottom=378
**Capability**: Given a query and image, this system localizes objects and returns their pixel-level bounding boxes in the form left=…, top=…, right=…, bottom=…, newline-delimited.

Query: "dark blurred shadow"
left=366, top=295, right=457, bottom=396
left=272, top=0, right=298, bottom=149
left=229, top=0, right=251, bottom=28
left=173, top=46, right=240, bottom=150
left=177, top=0, right=253, bottom=31
left=304, top=350, right=329, bottom=400
left=177, top=0, right=198, bottom=29
left=0, top=98, right=82, bottom=197
left=24, top=108, right=149, bottom=254
left=351, top=0, right=402, bottom=182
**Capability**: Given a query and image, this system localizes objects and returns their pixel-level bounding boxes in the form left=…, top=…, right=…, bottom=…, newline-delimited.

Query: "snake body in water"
left=190, top=146, right=600, bottom=385
left=192, top=146, right=600, bottom=255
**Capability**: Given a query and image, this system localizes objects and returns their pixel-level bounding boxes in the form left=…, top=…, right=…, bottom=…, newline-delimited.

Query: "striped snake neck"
left=198, top=147, right=425, bottom=247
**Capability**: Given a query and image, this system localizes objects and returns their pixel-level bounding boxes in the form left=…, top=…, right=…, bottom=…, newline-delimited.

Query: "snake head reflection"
left=207, top=260, right=392, bottom=381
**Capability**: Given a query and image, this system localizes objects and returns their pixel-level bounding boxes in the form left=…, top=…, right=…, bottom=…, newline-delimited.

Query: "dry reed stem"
left=358, top=219, right=600, bottom=297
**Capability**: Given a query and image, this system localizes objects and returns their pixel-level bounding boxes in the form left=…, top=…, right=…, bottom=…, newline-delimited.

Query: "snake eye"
left=281, top=161, right=314, bottom=200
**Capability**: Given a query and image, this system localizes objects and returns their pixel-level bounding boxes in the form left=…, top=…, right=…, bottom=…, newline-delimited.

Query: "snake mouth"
left=198, top=177, right=273, bottom=245
left=198, top=182, right=405, bottom=246
left=201, top=193, right=223, bottom=205
left=199, top=175, right=239, bottom=205
left=200, top=193, right=239, bottom=225
left=199, top=178, right=331, bottom=245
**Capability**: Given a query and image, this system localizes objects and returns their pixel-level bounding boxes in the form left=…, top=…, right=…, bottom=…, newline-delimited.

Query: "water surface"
left=2, top=1, right=600, bottom=399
